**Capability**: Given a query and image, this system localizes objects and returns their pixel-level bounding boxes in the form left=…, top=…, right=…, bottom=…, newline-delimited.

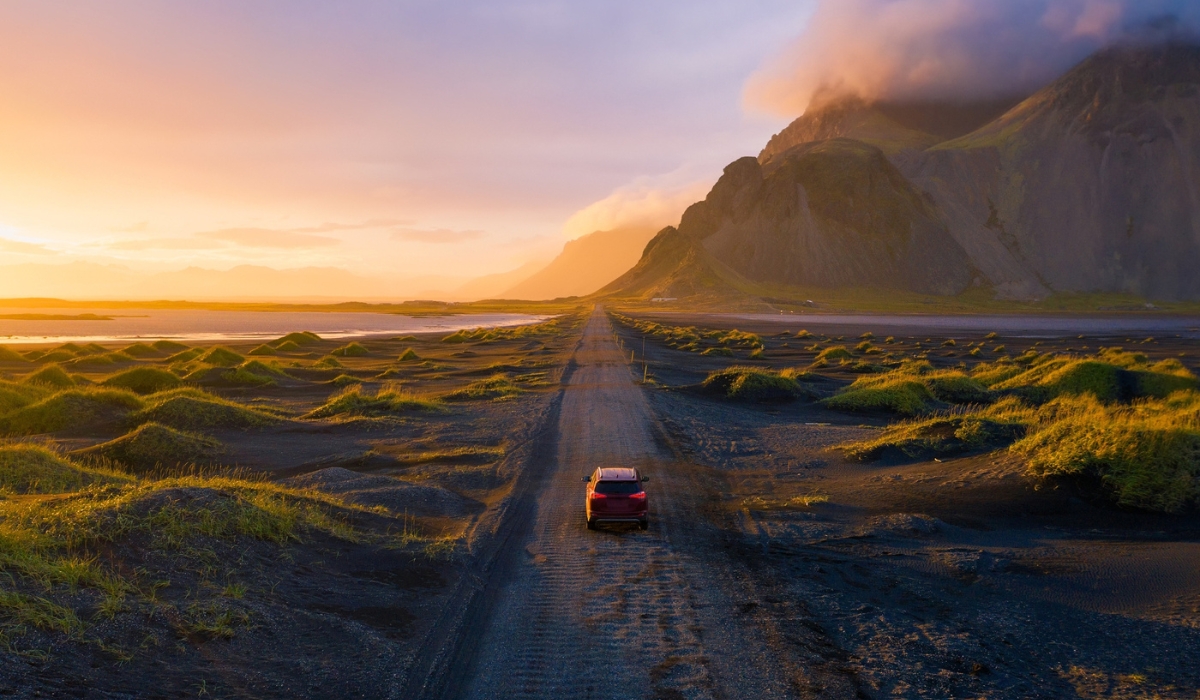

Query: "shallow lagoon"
left=0, top=307, right=547, bottom=345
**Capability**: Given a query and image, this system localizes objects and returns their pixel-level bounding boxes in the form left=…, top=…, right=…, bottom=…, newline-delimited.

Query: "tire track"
left=461, top=308, right=716, bottom=699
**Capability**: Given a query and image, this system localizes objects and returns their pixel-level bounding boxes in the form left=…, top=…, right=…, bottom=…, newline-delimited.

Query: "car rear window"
left=594, top=480, right=642, bottom=495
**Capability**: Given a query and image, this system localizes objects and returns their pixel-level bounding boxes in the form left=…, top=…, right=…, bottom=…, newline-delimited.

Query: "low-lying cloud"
left=745, top=0, right=1200, bottom=116
left=562, top=175, right=711, bottom=240
left=390, top=228, right=485, bottom=243
left=0, top=237, right=55, bottom=255
left=197, top=227, right=341, bottom=249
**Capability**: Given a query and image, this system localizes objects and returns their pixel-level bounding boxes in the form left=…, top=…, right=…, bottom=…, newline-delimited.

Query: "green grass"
left=0, top=388, right=145, bottom=435
left=306, top=385, right=442, bottom=418
left=701, top=366, right=806, bottom=401
left=842, top=400, right=1030, bottom=461
left=270, top=331, right=321, bottom=347
left=330, top=342, right=368, bottom=357
left=165, top=347, right=205, bottom=363
left=1015, top=392, right=1200, bottom=512
left=0, top=346, right=29, bottom=363
left=313, top=356, right=343, bottom=369
left=814, top=346, right=853, bottom=364
left=274, top=340, right=302, bottom=352
left=23, top=365, right=75, bottom=389
left=701, top=347, right=734, bottom=357
left=131, top=388, right=278, bottom=431
left=101, top=367, right=182, bottom=395
left=151, top=340, right=189, bottom=354
left=247, top=344, right=278, bottom=356
left=0, top=381, right=51, bottom=414
left=0, top=471, right=370, bottom=645
left=398, top=348, right=420, bottom=362
left=36, top=350, right=77, bottom=364
left=823, top=378, right=933, bottom=416
left=0, top=444, right=130, bottom=494
left=120, top=343, right=159, bottom=358
left=198, top=347, right=244, bottom=367
left=442, top=375, right=522, bottom=401
left=74, top=423, right=224, bottom=474
left=330, top=374, right=363, bottom=386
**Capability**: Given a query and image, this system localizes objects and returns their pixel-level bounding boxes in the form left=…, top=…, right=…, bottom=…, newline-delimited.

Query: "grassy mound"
left=35, top=351, right=77, bottom=364
left=823, top=379, right=933, bottom=416
left=443, top=375, right=521, bottom=401
left=307, top=385, right=441, bottom=418
left=66, top=352, right=132, bottom=367
left=166, top=347, right=205, bottom=363
left=0, top=388, right=145, bottom=435
left=701, top=347, right=734, bottom=357
left=330, top=374, right=363, bottom=386
left=985, top=352, right=1197, bottom=403
left=74, top=423, right=224, bottom=474
left=248, top=344, right=278, bottom=356
left=121, top=343, right=159, bottom=358
left=843, top=399, right=1030, bottom=462
left=151, top=340, right=189, bottom=353
left=274, top=340, right=302, bottom=352
left=132, top=389, right=278, bottom=431
left=314, top=356, right=343, bottom=369
left=1015, top=392, right=1200, bottom=512
left=271, top=331, right=321, bottom=347
left=814, top=346, right=853, bottom=364
left=398, top=348, right=419, bottom=362
left=330, top=342, right=368, bottom=357
left=0, top=380, right=52, bottom=414
left=198, top=346, right=244, bottom=367
left=0, top=444, right=129, bottom=494
left=241, top=359, right=288, bottom=377
left=23, top=365, right=75, bottom=389
left=0, top=346, right=29, bottom=362
left=0, top=474, right=366, bottom=647
left=101, top=367, right=182, bottom=394
left=702, top=366, right=804, bottom=401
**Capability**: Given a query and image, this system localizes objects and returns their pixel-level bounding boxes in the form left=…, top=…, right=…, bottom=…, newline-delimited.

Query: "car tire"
left=638, top=519, right=648, bottom=531
left=586, top=518, right=597, bottom=530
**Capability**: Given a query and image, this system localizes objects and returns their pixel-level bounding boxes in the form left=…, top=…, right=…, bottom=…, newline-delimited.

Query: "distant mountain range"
left=499, top=226, right=658, bottom=300
left=602, top=43, right=1200, bottom=303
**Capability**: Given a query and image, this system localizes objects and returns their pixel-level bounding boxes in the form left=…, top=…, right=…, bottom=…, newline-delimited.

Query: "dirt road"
left=454, top=308, right=820, bottom=699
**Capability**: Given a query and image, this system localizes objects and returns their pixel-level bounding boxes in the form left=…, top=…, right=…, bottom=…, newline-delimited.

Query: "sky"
left=0, top=1, right=814, bottom=293
left=0, top=0, right=1193, bottom=299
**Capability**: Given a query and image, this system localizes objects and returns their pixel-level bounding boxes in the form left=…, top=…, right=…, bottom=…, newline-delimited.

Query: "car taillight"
left=590, top=492, right=606, bottom=500
left=630, top=491, right=646, bottom=500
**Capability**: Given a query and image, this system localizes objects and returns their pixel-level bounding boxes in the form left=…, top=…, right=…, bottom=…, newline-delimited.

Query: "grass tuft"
left=74, top=423, right=224, bottom=474
left=701, top=366, right=805, bottom=402
left=247, top=344, right=278, bottom=356
left=23, top=365, right=75, bottom=389
left=398, top=348, right=420, bottom=362
left=0, top=388, right=145, bottom=435
left=198, top=347, right=244, bottom=367
left=101, top=367, right=182, bottom=395
left=0, top=444, right=130, bottom=494
left=442, top=375, right=522, bottom=401
left=270, top=331, right=321, bottom=347
left=330, top=342, right=368, bottom=357
left=0, top=346, right=29, bottom=363
left=306, top=384, right=441, bottom=418
left=131, top=388, right=278, bottom=431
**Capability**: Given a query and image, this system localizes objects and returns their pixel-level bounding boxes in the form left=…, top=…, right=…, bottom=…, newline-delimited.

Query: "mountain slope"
left=604, top=43, right=1200, bottom=303
left=452, top=258, right=550, bottom=301
left=902, top=43, right=1200, bottom=300
left=502, top=226, right=657, bottom=300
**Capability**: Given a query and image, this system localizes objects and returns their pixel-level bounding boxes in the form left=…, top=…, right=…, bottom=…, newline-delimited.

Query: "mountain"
left=452, top=258, right=551, bottom=301
left=604, top=43, right=1200, bottom=303
left=502, top=226, right=658, bottom=300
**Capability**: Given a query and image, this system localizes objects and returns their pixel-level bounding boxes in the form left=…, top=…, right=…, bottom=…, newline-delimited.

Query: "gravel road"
left=456, top=308, right=817, bottom=699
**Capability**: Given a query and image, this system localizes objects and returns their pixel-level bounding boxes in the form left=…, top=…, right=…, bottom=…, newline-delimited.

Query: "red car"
left=582, top=467, right=649, bottom=530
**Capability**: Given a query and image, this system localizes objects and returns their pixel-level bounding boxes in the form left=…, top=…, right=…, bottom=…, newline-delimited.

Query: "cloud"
left=0, top=237, right=55, bottom=255
left=196, top=227, right=341, bottom=249
left=110, top=221, right=149, bottom=233
left=562, top=174, right=711, bottom=240
left=109, top=237, right=226, bottom=251
left=744, top=0, right=1200, bottom=116
left=391, top=228, right=486, bottom=243
left=289, top=219, right=413, bottom=234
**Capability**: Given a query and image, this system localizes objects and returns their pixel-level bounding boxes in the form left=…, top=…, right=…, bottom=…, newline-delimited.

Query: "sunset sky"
left=0, top=0, right=1187, bottom=298
left=0, top=1, right=814, bottom=291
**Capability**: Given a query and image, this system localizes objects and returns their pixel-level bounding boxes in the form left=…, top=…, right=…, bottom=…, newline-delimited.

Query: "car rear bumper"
left=589, top=515, right=647, bottom=523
